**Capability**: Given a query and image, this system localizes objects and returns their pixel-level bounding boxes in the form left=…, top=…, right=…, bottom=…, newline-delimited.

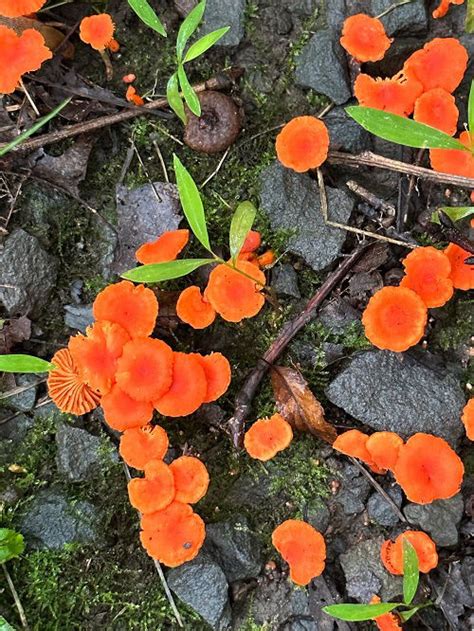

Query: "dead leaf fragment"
left=0, top=315, right=31, bottom=354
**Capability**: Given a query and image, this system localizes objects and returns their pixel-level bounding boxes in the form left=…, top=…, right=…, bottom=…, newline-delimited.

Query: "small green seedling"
left=0, top=354, right=55, bottom=373
left=127, top=0, right=167, bottom=37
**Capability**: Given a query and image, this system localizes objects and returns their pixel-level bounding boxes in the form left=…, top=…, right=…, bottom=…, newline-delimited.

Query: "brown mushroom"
left=184, top=91, right=242, bottom=154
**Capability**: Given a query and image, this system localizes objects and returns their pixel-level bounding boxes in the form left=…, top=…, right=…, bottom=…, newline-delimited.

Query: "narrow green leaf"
left=173, top=154, right=211, bottom=250
left=466, top=0, right=474, bottom=32
left=399, top=604, right=429, bottom=622
left=127, top=0, right=167, bottom=36
left=183, top=26, right=230, bottom=62
left=468, top=81, right=474, bottom=135
left=432, top=206, right=474, bottom=225
left=166, top=72, right=186, bottom=123
left=403, top=538, right=420, bottom=605
left=122, top=258, right=214, bottom=283
left=0, top=355, right=54, bottom=373
left=323, top=603, right=400, bottom=622
left=346, top=106, right=469, bottom=152
left=0, top=615, right=16, bottom=631
left=176, top=0, right=206, bottom=61
left=0, top=528, right=25, bottom=564
left=178, top=65, right=201, bottom=116
left=229, top=201, right=257, bottom=261
left=0, top=98, right=71, bottom=157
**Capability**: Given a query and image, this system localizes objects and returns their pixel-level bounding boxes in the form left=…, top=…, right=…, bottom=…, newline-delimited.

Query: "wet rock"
left=0, top=229, right=58, bottom=317
left=56, top=423, right=116, bottom=482
left=260, top=162, right=353, bottom=271
left=319, top=297, right=360, bottom=333
left=326, top=350, right=465, bottom=444
left=404, top=495, right=464, bottom=547
left=272, top=264, right=300, bottom=298
left=19, top=489, right=100, bottom=549
left=325, top=106, right=372, bottom=153
left=64, top=304, right=94, bottom=333
left=6, top=374, right=38, bottom=412
left=295, top=29, right=351, bottom=105
left=367, top=486, right=403, bottom=527
left=334, top=462, right=371, bottom=516
left=371, top=0, right=428, bottom=36
left=168, top=550, right=231, bottom=630
left=340, top=537, right=403, bottom=602
left=201, top=0, right=245, bottom=47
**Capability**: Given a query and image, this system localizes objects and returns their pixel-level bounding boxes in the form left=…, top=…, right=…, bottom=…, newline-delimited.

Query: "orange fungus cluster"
left=272, top=520, right=326, bottom=586
left=276, top=116, right=330, bottom=172
left=79, top=14, right=116, bottom=51
left=381, top=530, right=438, bottom=575
left=432, top=0, right=465, bottom=19
left=0, top=25, right=52, bottom=94
left=244, top=413, right=293, bottom=461
left=0, top=0, right=46, bottom=17
left=340, top=14, right=392, bottom=62
left=462, top=399, right=474, bottom=441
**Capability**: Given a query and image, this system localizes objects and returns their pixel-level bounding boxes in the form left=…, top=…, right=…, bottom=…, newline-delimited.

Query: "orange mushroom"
left=332, top=429, right=386, bottom=474
left=119, top=425, right=169, bottom=469
left=461, top=399, right=474, bottom=441
left=193, top=352, right=231, bottom=403
left=399, top=246, right=454, bottom=308
left=257, top=250, right=276, bottom=268
left=0, top=26, right=52, bottom=94
left=176, top=286, right=216, bottom=329
left=432, top=0, right=465, bottom=19
left=93, top=280, right=159, bottom=339
left=244, top=413, right=293, bottom=461
left=0, top=0, right=46, bottom=16
left=101, top=384, right=154, bottom=432
left=272, top=519, right=326, bottom=586
left=115, top=337, right=174, bottom=402
left=403, top=38, right=468, bottom=93
left=169, top=456, right=210, bottom=504
left=340, top=14, right=392, bottom=63
left=413, top=88, right=459, bottom=136
left=430, top=131, right=474, bottom=182
left=127, top=459, right=175, bottom=514
left=140, top=501, right=205, bottom=567
left=444, top=243, right=474, bottom=291
left=136, top=229, right=190, bottom=265
left=125, top=86, right=144, bottom=106
left=68, top=320, right=130, bottom=395
left=205, top=260, right=266, bottom=323
left=275, top=116, right=330, bottom=173
left=381, top=531, right=438, bottom=575
left=370, top=596, right=402, bottom=631
left=154, top=352, right=207, bottom=417
left=392, top=433, right=464, bottom=504
left=241, top=230, right=262, bottom=254
left=354, top=73, right=423, bottom=117
left=366, top=432, right=404, bottom=472
left=79, top=14, right=115, bottom=51
left=47, top=348, right=101, bottom=415
left=362, top=286, right=427, bottom=352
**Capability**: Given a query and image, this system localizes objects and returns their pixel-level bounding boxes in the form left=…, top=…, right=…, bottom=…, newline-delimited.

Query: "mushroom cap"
left=119, top=425, right=169, bottom=469
left=140, top=501, right=206, bottom=567
left=154, top=352, right=207, bottom=417
left=205, top=260, right=266, bottom=323
left=413, top=88, right=459, bottom=136
left=136, top=229, right=190, bottom=265
left=400, top=246, right=454, bottom=308
left=366, top=432, right=404, bottom=471
left=362, top=286, right=427, bottom=352
left=430, top=131, right=474, bottom=181
left=101, top=384, right=154, bottom=432
left=432, top=0, right=464, bottom=19
left=272, top=519, right=326, bottom=586
left=176, top=286, right=216, bottom=329
left=192, top=352, right=231, bottom=403
left=125, top=85, right=144, bottom=106
left=93, top=280, right=159, bottom=339
left=47, top=348, right=101, bottom=416
left=340, top=14, right=392, bottom=62
left=444, top=243, right=474, bottom=290
left=241, top=230, right=262, bottom=254
left=392, top=433, right=464, bottom=504
left=128, top=459, right=175, bottom=514
left=381, top=530, right=438, bottom=575
left=79, top=14, right=115, bottom=51
left=115, top=337, right=174, bottom=402
left=0, top=26, right=52, bottom=94
left=332, top=429, right=386, bottom=474
left=184, top=91, right=241, bottom=154
left=370, top=595, right=402, bottom=630
left=403, top=38, right=468, bottom=93
left=276, top=116, right=330, bottom=173
left=0, top=0, right=46, bottom=17
left=169, top=456, right=210, bottom=504
left=68, top=320, right=130, bottom=395
left=462, top=399, right=474, bottom=441
left=244, top=413, right=293, bottom=461
left=354, top=73, right=423, bottom=117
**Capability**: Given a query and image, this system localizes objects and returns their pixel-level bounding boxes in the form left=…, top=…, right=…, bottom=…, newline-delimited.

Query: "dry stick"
left=0, top=378, right=46, bottom=401
left=3, top=563, right=29, bottom=629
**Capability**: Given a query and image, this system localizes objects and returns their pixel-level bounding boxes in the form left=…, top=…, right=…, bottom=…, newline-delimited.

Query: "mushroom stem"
left=99, top=49, right=113, bottom=81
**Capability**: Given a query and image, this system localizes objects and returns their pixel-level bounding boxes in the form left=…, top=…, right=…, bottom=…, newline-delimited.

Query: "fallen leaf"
left=0, top=315, right=31, bottom=354
left=271, top=365, right=337, bottom=444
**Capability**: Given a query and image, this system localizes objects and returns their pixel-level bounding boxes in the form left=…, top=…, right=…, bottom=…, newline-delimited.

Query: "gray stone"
left=167, top=550, right=230, bottom=630
left=272, top=264, right=300, bottom=298
left=307, top=502, right=330, bottom=533
left=324, top=0, right=347, bottom=29
left=325, top=106, right=372, bottom=153
left=260, top=162, right=353, bottom=271
left=368, top=486, right=403, bottom=527
left=56, top=423, right=116, bottom=482
left=19, top=489, right=100, bottom=549
left=335, top=462, right=371, bottom=515
left=6, top=374, right=37, bottom=412
left=326, top=350, right=465, bottom=444
left=404, top=495, right=464, bottom=547
left=319, top=297, right=360, bottom=334
left=295, top=29, right=351, bottom=105
left=430, top=560, right=473, bottom=629
left=0, top=229, right=58, bottom=317
left=371, top=0, right=428, bottom=36
left=206, top=515, right=262, bottom=582
left=227, top=473, right=273, bottom=509
left=0, top=413, right=33, bottom=443
left=340, top=537, right=403, bottom=602
left=64, top=304, right=94, bottom=333
left=201, top=0, right=245, bottom=47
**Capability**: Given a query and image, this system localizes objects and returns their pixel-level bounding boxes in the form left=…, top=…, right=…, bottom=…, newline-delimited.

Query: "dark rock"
left=430, top=560, right=473, bottom=629
left=260, top=162, right=353, bottom=271
left=367, top=486, right=403, bottom=527
left=325, top=106, right=372, bottom=153
left=0, top=484, right=22, bottom=506
left=326, top=350, right=465, bottom=444
left=287, top=0, right=318, bottom=18
left=334, top=462, right=371, bottom=516
left=324, top=0, right=347, bottom=29
left=56, top=423, right=116, bottom=482
left=370, top=0, right=428, bottom=36
left=322, top=342, right=344, bottom=364
left=291, top=342, right=323, bottom=370
left=0, top=413, right=34, bottom=443
left=168, top=550, right=231, bottom=630
left=319, top=297, right=360, bottom=334
left=201, top=0, right=245, bottom=47
left=227, top=473, right=273, bottom=509
left=404, top=495, right=464, bottom=547
left=0, top=229, right=58, bottom=317
left=272, top=264, right=300, bottom=298
left=307, top=502, right=330, bottom=533
left=348, top=271, right=383, bottom=298
left=6, top=374, right=38, bottom=412
left=295, top=29, right=351, bottom=105
left=64, top=304, right=94, bottom=333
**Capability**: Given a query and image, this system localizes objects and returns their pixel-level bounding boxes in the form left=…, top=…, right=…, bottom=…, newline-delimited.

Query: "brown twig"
left=3, top=563, right=29, bottom=629
left=345, top=179, right=396, bottom=220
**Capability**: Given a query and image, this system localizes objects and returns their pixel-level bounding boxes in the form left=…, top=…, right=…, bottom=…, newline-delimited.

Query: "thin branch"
left=0, top=378, right=46, bottom=401
left=3, top=563, right=28, bottom=629
left=200, top=147, right=230, bottom=188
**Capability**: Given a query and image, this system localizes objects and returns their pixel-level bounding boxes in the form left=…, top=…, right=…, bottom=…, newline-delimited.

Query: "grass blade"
left=0, top=355, right=55, bottom=373
left=177, top=65, right=201, bottom=116
left=229, top=201, right=257, bottom=261
left=173, top=154, right=211, bottom=250
left=468, top=81, right=474, bottom=136
left=127, top=0, right=167, bottom=36
left=176, top=0, right=206, bottom=61
left=166, top=72, right=186, bottom=123
left=122, top=259, right=214, bottom=283
left=323, top=603, right=400, bottom=622
left=184, top=27, right=230, bottom=62
left=403, top=538, right=419, bottom=605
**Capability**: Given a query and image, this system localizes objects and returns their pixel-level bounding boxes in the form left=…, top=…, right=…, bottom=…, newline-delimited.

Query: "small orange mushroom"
left=332, top=429, right=386, bottom=474
left=392, top=433, right=464, bottom=504
left=193, top=352, right=231, bottom=403
left=275, top=116, right=330, bottom=173
left=430, top=131, right=474, bottom=184
left=136, top=229, right=190, bottom=265
left=241, top=230, right=262, bottom=254
left=362, top=286, right=427, bottom=352
left=47, top=348, right=101, bottom=416
left=119, top=425, right=169, bottom=469
left=169, top=456, right=210, bottom=504
left=128, top=459, right=175, bottom=514
left=370, top=596, right=402, bottom=631
left=399, top=246, right=454, bottom=308
left=123, top=73, right=136, bottom=84
left=176, top=286, right=216, bottom=329
left=381, top=531, right=438, bottom=575
left=444, top=243, right=474, bottom=291
left=340, top=14, right=392, bottom=63
left=413, top=88, right=459, bottom=136
left=461, top=399, right=474, bottom=441
left=125, top=85, right=144, bottom=106
left=272, top=519, right=326, bottom=586
left=140, top=501, right=205, bottom=567
left=354, top=73, right=423, bottom=117
left=93, top=280, right=159, bottom=339
left=154, top=352, right=207, bottom=417
left=403, top=38, right=468, bottom=93
left=244, top=413, right=293, bottom=461
left=366, top=432, right=404, bottom=472
left=0, top=0, right=46, bottom=16
left=79, top=14, right=115, bottom=51
left=432, top=0, right=465, bottom=19
left=257, top=250, right=276, bottom=268
left=101, top=384, right=154, bottom=432
left=0, top=26, right=52, bottom=94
